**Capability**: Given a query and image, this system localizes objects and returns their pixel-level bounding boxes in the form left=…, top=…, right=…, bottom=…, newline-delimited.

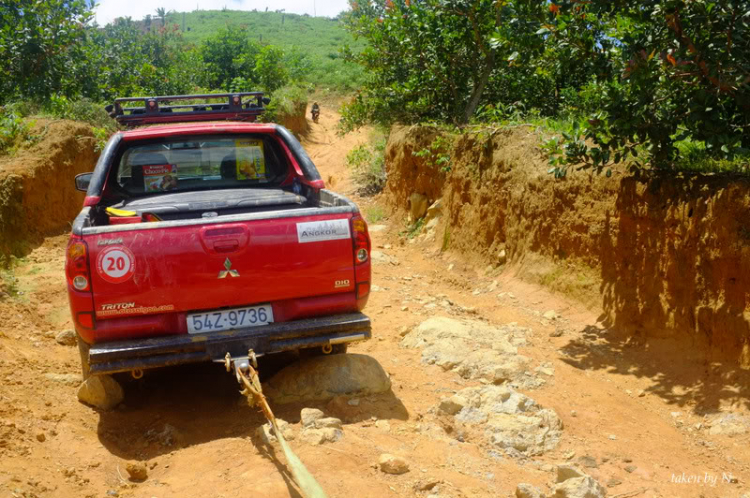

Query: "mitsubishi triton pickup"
left=66, top=93, right=372, bottom=379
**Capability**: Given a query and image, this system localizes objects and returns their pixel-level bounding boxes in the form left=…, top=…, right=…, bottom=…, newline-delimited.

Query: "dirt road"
left=0, top=107, right=749, bottom=498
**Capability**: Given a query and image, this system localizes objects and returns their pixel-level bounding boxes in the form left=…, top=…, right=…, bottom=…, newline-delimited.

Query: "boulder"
left=55, top=329, right=77, bottom=346
left=77, top=375, right=124, bottom=410
left=264, top=354, right=391, bottom=404
left=379, top=454, right=410, bottom=475
left=553, top=476, right=606, bottom=498
left=409, top=193, right=429, bottom=221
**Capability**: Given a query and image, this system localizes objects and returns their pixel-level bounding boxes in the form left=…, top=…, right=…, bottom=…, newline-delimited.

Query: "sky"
left=93, top=0, right=351, bottom=26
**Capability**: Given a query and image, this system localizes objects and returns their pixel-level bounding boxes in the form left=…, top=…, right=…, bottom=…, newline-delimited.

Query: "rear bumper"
left=87, top=312, right=371, bottom=375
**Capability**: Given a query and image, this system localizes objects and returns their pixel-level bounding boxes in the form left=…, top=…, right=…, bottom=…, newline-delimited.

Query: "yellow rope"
left=231, top=353, right=328, bottom=498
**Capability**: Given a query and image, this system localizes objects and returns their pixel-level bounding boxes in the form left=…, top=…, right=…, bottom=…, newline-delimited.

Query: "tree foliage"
left=0, top=0, right=92, bottom=101
left=343, top=0, right=750, bottom=169
left=0, top=4, right=311, bottom=106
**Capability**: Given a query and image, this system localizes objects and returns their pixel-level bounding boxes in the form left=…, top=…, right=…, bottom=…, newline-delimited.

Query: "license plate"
left=187, top=304, right=273, bottom=334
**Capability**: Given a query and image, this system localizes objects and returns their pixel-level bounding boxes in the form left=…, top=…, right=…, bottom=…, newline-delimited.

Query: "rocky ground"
left=1, top=105, right=749, bottom=498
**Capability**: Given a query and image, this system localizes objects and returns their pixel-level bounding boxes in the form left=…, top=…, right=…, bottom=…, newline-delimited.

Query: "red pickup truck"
left=66, top=93, right=371, bottom=379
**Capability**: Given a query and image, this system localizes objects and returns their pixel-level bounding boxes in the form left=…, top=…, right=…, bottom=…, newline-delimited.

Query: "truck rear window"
left=114, top=135, right=289, bottom=195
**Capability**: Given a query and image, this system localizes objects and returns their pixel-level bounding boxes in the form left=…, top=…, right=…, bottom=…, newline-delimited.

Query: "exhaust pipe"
left=131, top=368, right=144, bottom=379
left=321, top=344, right=333, bottom=355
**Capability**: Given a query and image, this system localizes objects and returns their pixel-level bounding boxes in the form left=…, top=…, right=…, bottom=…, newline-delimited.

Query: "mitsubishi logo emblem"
left=218, top=258, right=240, bottom=278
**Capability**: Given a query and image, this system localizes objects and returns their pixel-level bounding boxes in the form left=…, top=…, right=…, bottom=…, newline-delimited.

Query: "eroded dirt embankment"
left=385, top=124, right=750, bottom=368
left=0, top=120, right=98, bottom=262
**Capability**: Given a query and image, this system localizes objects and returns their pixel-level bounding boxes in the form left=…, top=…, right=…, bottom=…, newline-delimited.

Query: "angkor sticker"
left=96, top=246, right=135, bottom=284
left=296, top=219, right=351, bottom=243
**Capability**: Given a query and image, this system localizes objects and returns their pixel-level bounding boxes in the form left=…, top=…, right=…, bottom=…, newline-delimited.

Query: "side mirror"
left=75, top=173, right=93, bottom=192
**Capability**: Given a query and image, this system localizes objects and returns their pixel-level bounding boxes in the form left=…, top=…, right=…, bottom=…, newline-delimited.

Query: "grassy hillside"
left=162, top=10, right=364, bottom=91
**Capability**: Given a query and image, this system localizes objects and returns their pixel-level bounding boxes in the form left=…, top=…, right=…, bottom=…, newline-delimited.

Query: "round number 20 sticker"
left=96, top=246, right=136, bottom=284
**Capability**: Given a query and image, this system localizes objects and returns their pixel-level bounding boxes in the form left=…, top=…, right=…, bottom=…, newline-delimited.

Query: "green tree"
left=201, top=25, right=261, bottom=90
left=549, top=0, right=750, bottom=168
left=156, top=7, right=167, bottom=27
left=341, top=0, right=551, bottom=128
left=255, top=45, right=289, bottom=93
left=0, top=0, right=93, bottom=102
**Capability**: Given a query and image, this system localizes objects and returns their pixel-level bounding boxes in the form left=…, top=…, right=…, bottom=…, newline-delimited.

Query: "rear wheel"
left=77, top=337, right=91, bottom=380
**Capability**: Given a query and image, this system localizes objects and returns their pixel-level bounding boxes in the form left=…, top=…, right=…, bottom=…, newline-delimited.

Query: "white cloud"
left=93, top=0, right=350, bottom=26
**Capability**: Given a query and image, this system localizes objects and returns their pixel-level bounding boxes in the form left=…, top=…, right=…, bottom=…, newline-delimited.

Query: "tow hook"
left=131, top=368, right=144, bottom=379
left=321, top=344, right=333, bottom=355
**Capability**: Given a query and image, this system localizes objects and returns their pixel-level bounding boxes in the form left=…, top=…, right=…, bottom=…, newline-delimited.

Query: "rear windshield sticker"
left=143, top=164, right=178, bottom=192
left=297, top=219, right=351, bottom=243
left=96, top=246, right=136, bottom=284
left=235, top=139, right=266, bottom=180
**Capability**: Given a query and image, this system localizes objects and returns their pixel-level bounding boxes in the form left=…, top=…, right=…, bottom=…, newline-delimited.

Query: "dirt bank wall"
left=278, top=101, right=309, bottom=138
left=385, top=124, right=750, bottom=368
left=0, top=121, right=98, bottom=262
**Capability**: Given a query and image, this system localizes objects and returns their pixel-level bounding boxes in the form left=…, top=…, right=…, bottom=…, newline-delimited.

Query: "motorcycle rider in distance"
left=311, top=102, right=320, bottom=123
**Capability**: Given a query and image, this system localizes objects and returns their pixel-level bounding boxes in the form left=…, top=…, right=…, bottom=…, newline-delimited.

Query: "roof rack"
left=105, top=92, right=271, bottom=127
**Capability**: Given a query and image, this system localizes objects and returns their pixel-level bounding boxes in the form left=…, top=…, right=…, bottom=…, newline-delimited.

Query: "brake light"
left=66, top=239, right=91, bottom=292
left=351, top=214, right=370, bottom=265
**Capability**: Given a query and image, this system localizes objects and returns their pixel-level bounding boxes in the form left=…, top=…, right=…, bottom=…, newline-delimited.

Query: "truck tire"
left=77, top=337, right=91, bottom=380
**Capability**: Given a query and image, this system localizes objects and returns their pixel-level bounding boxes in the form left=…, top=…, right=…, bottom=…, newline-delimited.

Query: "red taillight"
left=351, top=214, right=370, bottom=265
left=356, top=282, right=370, bottom=299
left=77, top=312, right=95, bottom=329
left=66, top=239, right=91, bottom=292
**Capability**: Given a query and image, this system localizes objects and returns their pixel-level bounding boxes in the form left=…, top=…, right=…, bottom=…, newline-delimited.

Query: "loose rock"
left=438, top=395, right=467, bottom=416
left=425, top=199, right=442, bottom=221
left=556, top=465, right=586, bottom=483
left=125, top=462, right=148, bottom=482
left=302, top=427, right=342, bottom=445
left=44, top=373, right=81, bottom=386
left=553, top=476, right=606, bottom=498
left=443, top=385, right=562, bottom=457
left=77, top=375, right=124, bottom=410
left=264, top=354, right=391, bottom=404
left=379, top=454, right=410, bottom=475
left=543, top=311, right=558, bottom=321
left=409, top=193, right=429, bottom=221
left=402, top=317, right=542, bottom=389
left=707, top=413, right=750, bottom=436
left=516, top=483, right=546, bottom=498
left=55, top=329, right=77, bottom=346
left=35, top=432, right=45, bottom=442
left=301, top=408, right=325, bottom=428
left=370, top=251, right=399, bottom=266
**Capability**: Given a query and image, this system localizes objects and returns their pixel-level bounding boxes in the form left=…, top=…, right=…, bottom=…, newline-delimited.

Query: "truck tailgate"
left=87, top=214, right=356, bottom=321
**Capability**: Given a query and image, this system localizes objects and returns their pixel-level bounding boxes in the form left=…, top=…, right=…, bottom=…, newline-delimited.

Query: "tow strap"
left=224, top=351, right=328, bottom=498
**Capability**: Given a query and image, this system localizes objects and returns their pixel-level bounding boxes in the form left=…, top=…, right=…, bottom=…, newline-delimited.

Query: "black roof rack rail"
left=105, top=92, right=271, bottom=127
